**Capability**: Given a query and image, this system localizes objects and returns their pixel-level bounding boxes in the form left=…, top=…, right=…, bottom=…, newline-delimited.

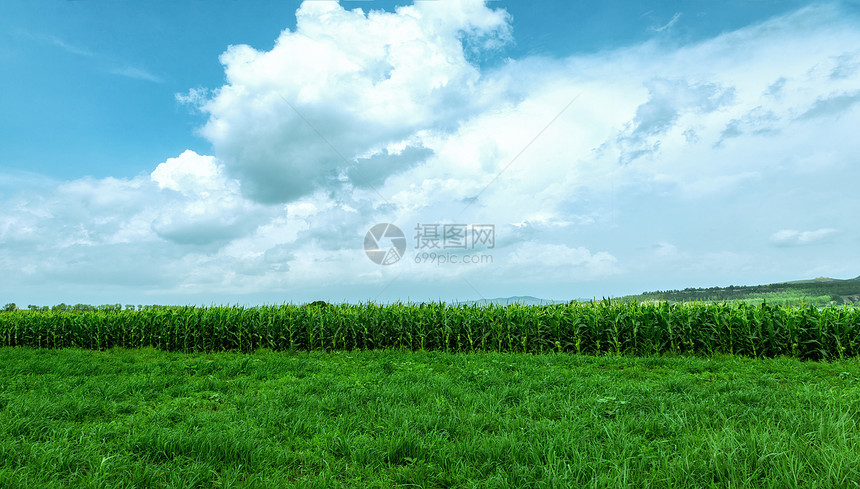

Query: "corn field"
left=1, top=302, right=858, bottom=359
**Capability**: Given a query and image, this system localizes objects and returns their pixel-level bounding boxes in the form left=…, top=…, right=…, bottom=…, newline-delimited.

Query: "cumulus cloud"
left=3, top=2, right=860, bottom=303
left=149, top=150, right=271, bottom=246
left=348, top=144, right=434, bottom=189
left=770, top=229, right=839, bottom=247
left=151, top=151, right=223, bottom=194
left=183, top=0, right=512, bottom=204
left=0, top=150, right=273, bottom=291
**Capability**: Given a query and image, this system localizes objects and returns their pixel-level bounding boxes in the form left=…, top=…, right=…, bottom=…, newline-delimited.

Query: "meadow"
left=1, top=302, right=859, bottom=487
left=1, top=347, right=859, bottom=488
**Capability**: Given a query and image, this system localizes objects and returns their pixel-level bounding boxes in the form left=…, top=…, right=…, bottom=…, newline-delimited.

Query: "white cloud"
left=110, top=67, right=163, bottom=83
left=506, top=243, right=619, bottom=280
left=0, top=150, right=274, bottom=294
left=175, top=88, right=210, bottom=106
left=796, top=91, right=860, bottom=120
left=148, top=151, right=272, bottom=246
left=3, top=2, right=860, bottom=304
left=652, top=12, right=682, bottom=33
left=770, top=229, right=839, bottom=247
left=151, top=150, right=224, bottom=195
left=26, top=33, right=94, bottom=57
left=183, top=0, right=511, bottom=204
left=652, top=242, right=679, bottom=258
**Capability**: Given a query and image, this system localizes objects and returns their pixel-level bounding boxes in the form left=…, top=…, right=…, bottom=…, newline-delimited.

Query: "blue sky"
left=0, top=0, right=817, bottom=179
left=1, top=0, right=859, bottom=305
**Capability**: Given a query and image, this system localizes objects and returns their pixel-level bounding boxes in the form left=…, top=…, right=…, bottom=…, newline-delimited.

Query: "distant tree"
left=28, top=305, right=38, bottom=311
left=3, top=303, right=17, bottom=312
left=125, top=304, right=135, bottom=311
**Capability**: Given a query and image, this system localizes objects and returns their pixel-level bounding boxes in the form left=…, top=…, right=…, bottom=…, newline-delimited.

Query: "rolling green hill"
left=619, top=275, right=860, bottom=306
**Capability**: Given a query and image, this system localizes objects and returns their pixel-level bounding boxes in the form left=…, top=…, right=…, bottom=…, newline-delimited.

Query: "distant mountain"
left=620, top=275, right=860, bottom=305
left=783, top=276, right=840, bottom=284
left=465, top=296, right=569, bottom=306
left=458, top=275, right=860, bottom=307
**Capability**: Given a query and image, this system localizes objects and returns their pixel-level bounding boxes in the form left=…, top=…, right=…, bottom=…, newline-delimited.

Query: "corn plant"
left=0, top=301, right=858, bottom=359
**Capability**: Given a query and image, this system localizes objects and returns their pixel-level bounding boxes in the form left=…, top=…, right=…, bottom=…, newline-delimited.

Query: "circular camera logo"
left=364, top=223, right=406, bottom=265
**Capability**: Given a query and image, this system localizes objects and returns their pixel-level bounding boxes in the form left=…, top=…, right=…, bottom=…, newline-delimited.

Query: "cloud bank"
left=2, top=1, right=859, bottom=304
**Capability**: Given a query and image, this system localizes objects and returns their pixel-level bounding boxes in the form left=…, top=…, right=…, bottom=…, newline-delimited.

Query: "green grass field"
left=1, top=347, right=859, bottom=488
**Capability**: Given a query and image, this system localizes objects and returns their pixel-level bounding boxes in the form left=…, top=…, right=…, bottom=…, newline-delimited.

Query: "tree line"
left=2, top=303, right=174, bottom=313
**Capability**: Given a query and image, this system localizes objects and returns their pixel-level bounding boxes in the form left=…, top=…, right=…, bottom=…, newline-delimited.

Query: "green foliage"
left=625, top=275, right=860, bottom=305
left=0, top=301, right=858, bottom=359
left=0, top=348, right=859, bottom=488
